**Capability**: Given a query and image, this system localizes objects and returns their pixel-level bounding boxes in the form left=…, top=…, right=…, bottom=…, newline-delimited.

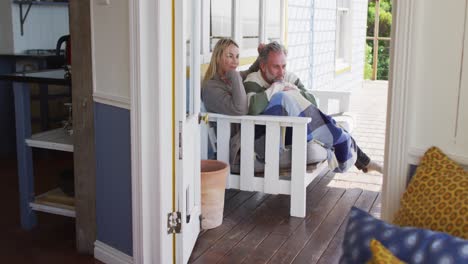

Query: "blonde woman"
left=202, top=38, right=262, bottom=115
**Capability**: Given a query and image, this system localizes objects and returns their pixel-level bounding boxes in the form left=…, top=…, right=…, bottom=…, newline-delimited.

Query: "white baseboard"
left=94, top=240, right=133, bottom=264
left=93, top=91, right=131, bottom=110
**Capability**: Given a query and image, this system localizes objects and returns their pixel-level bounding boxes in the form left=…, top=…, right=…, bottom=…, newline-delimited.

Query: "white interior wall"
left=0, top=1, right=14, bottom=53
left=408, top=1, right=468, bottom=160
left=457, top=15, right=468, bottom=154
left=91, top=0, right=130, bottom=108
left=11, top=3, right=69, bottom=53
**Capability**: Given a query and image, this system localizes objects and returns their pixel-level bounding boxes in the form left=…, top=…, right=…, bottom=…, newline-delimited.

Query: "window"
left=335, top=0, right=352, bottom=72
left=240, top=0, right=260, bottom=50
left=265, top=0, right=282, bottom=43
left=210, top=0, right=232, bottom=51
left=202, top=0, right=284, bottom=63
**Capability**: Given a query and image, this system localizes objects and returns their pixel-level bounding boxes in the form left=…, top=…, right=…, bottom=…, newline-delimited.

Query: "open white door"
left=174, top=0, right=201, bottom=262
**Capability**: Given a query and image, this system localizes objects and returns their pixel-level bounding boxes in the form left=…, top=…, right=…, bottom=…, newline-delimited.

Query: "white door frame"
left=130, top=0, right=174, bottom=263
left=382, top=0, right=416, bottom=221
left=128, top=0, right=420, bottom=262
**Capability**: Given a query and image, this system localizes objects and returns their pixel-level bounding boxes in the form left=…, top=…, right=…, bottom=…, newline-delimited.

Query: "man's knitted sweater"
left=244, top=71, right=317, bottom=115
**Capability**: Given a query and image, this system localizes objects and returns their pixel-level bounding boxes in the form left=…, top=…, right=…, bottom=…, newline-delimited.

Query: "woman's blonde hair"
left=203, top=38, right=239, bottom=83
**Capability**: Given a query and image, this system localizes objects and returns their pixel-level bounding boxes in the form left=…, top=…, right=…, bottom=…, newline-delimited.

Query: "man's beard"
left=264, top=69, right=283, bottom=83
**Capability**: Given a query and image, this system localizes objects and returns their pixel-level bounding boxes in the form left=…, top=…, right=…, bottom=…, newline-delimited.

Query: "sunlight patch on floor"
left=326, top=171, right=383, bottom=192
left=326, top=180, right=382, bottom=192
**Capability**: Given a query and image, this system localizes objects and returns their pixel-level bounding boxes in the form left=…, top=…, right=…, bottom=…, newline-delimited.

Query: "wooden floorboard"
left=292, top=188, right=363, bottom=263
left=267, top=189, right=346, bottom=263
left=222, top=191, right=257, bottom=216
left=240, top=174, right=333, bottom=264
left=190, top=170, right=329, bottom=264
left=190, top=169, right=383, bottom=264
left=316, top=190, right=379, bottom=264
left=191, top=182, right=308, bottom=264
left=190, top=191, right=269, bottom=261
left=224, top=189, right=241, bottom=201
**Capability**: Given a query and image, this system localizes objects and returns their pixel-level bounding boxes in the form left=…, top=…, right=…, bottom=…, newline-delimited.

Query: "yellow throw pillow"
left=393, top=146, right=468, bottom=239
left=367, top=239, right=406, bottom=264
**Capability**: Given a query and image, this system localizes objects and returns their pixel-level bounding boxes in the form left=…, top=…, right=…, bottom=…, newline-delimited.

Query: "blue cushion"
left=340, top=206, right=468, bottom=264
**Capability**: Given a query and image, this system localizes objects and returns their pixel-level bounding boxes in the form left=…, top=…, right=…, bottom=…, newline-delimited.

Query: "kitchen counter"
left=0, top=69, right=70, bottom=86
left=0, top=53, right=61, bottom=59
left=0, top=53, right=66, bottom=156
left=2, top=67, right=72, bottom=229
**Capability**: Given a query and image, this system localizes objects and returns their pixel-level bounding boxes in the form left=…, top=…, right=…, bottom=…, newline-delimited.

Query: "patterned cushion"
left=367, top=239, right=405, bottom=264
left=393, top=146, right=468, bottom=239
left=340, top=206, right=468, bottom=264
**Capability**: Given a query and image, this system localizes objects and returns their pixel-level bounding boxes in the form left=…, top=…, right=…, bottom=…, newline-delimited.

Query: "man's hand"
left=281, top=82, right=299, bottom=91
left=258, top=43, right=266, bottom=54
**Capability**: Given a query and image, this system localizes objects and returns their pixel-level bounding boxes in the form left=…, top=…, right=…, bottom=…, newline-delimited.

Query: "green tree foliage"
left=364, top=43, right=373, bottom=79
left=365, top=0, right=392, bottom=80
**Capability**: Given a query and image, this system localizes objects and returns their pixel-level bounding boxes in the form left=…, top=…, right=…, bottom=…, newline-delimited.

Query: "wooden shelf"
left=13, top=1, right=68, bottom=6
left=26, top=128, right=73, bottom=152
left=30, top=188, right=75, bottom=217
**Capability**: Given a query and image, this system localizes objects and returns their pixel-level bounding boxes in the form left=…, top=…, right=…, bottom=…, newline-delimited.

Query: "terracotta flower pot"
left=201, top=160, right=229, bottom=229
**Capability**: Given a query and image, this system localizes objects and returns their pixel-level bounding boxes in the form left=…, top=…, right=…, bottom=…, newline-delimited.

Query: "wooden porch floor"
left=189, top=81, right=388, bottom=264
left=189, top=171, right=381, bottom=264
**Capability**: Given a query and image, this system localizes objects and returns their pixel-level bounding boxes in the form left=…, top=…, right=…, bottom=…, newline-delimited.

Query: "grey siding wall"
left=287, top=0, right=314, bottom=88
left=287, top=0, right=367, bottom=92
left=333, top=0, right=368, bottom=91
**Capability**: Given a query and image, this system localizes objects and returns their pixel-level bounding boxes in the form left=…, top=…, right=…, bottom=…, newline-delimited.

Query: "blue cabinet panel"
left=94, top=102, right=132, bottom=256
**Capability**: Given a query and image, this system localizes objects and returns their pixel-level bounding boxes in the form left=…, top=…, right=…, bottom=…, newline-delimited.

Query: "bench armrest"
left=203, top=112, right=311, bottom=126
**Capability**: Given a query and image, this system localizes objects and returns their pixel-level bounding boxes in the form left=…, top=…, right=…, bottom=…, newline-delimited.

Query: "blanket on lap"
left=262, top=87, right=357, bottom=173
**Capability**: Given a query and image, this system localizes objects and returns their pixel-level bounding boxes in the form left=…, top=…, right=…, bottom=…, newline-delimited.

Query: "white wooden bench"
left=200, top=90, right=352, bottom=218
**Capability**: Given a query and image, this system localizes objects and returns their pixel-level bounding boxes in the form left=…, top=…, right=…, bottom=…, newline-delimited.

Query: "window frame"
left=335, top=1, right=353, bottom=73
left=201, top=0, right=285, bottom=64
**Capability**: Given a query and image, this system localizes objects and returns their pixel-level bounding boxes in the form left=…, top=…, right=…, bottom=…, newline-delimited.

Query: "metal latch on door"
left=198, top=113, right=209, bottom=124
left=167, top=211, right=182, bottom=234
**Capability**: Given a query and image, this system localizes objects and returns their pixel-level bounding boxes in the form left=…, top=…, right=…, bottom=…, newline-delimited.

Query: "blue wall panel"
left=94, top=102, right=132, bottom=256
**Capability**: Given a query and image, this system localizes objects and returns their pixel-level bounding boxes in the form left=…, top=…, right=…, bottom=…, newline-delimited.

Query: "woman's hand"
left=222, top=70, right=240, bottom=85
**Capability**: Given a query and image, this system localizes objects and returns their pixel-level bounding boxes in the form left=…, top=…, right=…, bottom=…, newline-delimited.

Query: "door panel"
left=175, top=0, right=201, bottom=262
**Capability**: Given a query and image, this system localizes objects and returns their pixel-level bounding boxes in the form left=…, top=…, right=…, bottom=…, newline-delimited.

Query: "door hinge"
left=167, top=211, right=182, bottom=234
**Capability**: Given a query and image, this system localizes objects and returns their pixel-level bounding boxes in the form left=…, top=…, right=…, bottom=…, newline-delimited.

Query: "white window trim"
left=335, top=4, right=352, bottom=73
left=200, top=0, right=285, bottom=64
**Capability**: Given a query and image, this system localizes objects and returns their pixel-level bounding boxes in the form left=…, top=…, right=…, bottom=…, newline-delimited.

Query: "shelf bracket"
left=19, top=2, right=33, bottom=36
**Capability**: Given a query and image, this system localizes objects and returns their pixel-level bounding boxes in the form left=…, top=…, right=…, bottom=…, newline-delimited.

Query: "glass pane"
left=210, top=0, right=231, bottom=51
left=240, top=0, right=259, bottom=49
left=266, top=0, right=281, bottom=43
left=367, top=0, right=392, bottom=38
left=378, top=0, right=392, bottom=38
left=366, top=0, right=376, bottom=37
left=377, top=39, right=391, bottom=80
left=186, top=0, right=193, bottom=115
